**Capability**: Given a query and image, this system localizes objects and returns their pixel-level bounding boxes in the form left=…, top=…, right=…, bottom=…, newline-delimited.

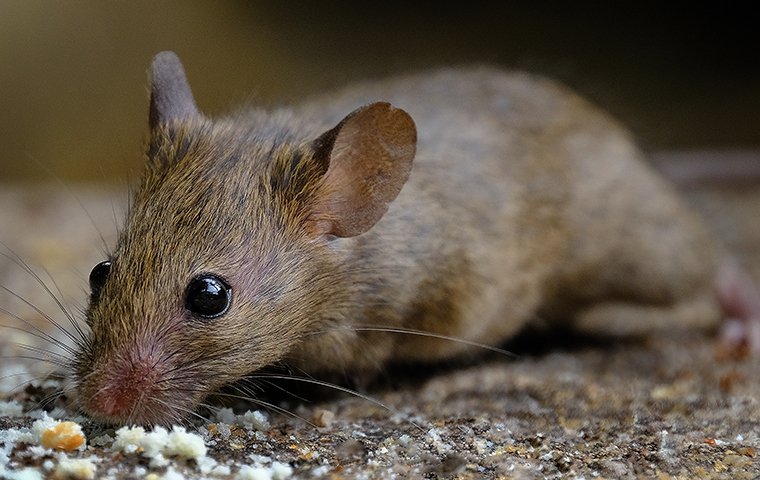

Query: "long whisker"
left=247, top=373, right=425, bottom=431
left=353, top=325, right=516, bottom=357
left=154, top=397, right=209, bottom=425
left=15, top=344, right=74, bottom=365
left=27, top=388, right=68, bottom=414
left=1, top=354, right=71, bottom=369
left=255, top=378, right=313, bottom=404
left=0, top=247, right=79, bottom=326
left=0, top=285, right=82, bottom=349
left=0, top=319, right=76, bottom=356
left=39, top=265, right=88, bottom=345
left=211, top=389, right=317, bottom=428
left=0, top=369, right=61, bottom=397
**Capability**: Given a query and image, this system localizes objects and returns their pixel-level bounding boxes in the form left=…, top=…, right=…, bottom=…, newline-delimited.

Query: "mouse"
left=72, top=51, right=760, bottom=426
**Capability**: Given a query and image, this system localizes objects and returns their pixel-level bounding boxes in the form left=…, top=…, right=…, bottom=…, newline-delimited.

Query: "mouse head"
left=74, top=51, right=416, bottom=425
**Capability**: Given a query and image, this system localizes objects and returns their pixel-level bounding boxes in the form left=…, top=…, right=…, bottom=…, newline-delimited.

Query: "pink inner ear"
left=308, top=102, right=416, bottom=238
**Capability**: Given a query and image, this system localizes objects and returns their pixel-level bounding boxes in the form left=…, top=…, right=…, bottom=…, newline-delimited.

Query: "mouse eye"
left=89, top=261, right=111, bottom=299
left=185, top=274, right=232, bottom=319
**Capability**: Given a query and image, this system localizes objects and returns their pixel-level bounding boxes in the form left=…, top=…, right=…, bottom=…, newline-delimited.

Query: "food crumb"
left=112, top=426, right=146, bottom=454
left=235, top=461, right=293, bottom=480
left=242, top=410, right=270, bottom=431
left=165, top=427, right=207, bottom=460
left=2, top=467, right=45, bottom=480
left=39, top=421, right=86, bottom=451
left=53, top=457, right=96, bottom=479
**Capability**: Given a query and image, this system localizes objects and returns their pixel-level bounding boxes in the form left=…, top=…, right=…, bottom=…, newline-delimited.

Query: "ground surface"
left=1, top=166, right=759, bottom=479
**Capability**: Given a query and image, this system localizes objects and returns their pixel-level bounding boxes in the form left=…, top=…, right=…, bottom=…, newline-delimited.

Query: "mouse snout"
left=87, top=361, right=157, bottom=417
left=78, top=348, right=180, bottom=425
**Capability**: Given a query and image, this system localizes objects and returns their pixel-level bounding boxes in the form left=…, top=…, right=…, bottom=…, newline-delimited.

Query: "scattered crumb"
left=241, top=410, right=270, bottom=431
left=213, top=408, right=271, bottom=431
left=164, top=427, right=207, bottom=460
left=111, top=426, right=146, bottom=454
left=112, top=425, right=207, bottom=461
left=53, top=457, right=96, bottom=480
left=237, top=463, right=294, bottom=480
left=0, top=467, right=44, bottom=480
left=39, top=421, right=86, bottom=451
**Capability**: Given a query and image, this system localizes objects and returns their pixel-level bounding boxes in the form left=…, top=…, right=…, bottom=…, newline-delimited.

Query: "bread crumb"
left=1, top=467, right=44, bottom=480
left=39, top=422, right=86, bottom=451
left=237, top=465, right=273, bottom=480
left=241, top=411, right=270, bottom=431
left=271, top=461, right=293, bottom=479
left=53, top=458, right=96, bottom=479
left=111, top=424, right=207, bottom=468
left=112, top=426, right=146, bottom=454
left=165, top=427, right=207, bottom=460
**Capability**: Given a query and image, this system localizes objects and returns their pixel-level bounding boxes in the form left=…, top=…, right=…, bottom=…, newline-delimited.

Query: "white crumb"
left=213, top=408, right=270, bottom=431
left=164, top=427, right=207, bottom=460
left=30, top=413, right=58, bottom=440
left=271, top=461, right=293, bottom=479
left=112, top=426, right=146, bottom=454
left=140, top=426, right=170, bottom=458
left=0, top=467, right=44, bottom=480
left=160, top=466, right=186, bottom=480
left=53, top=457, right=96, bottom=479
left=241, top=410, right=270, bottom=431
left=237, top=465, right=274, bottom=480
left=196, top=455, right=218, bottom=474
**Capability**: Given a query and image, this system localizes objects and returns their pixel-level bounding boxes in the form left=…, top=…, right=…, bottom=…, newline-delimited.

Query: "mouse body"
left=74, top=52, right=748, bottom=426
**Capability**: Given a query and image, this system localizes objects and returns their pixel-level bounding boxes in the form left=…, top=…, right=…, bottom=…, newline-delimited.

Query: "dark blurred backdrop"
left=1, top=2, right=758, bottom=181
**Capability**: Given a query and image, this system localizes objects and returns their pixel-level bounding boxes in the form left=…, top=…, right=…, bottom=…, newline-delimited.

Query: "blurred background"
left=1, top=1, right=758, bottom=182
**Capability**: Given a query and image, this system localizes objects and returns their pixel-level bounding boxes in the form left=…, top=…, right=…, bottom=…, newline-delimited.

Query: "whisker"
left=154, top=397, right=209, bottom=425
left=211, top=389, right=316, bottom=428
left=0, top=319, right=77, bottom=356
left=0, top=369, right=61, bottom=397
left=333, top=325, right=516, bottom=357
left=247, top=373, right=424, bottom=431
left=27, top=389, right=67, bottom=414
left=0, top=284, right=82, bottom=349
left=1, top=354, right=71, bottom=369
left=15, top=343, right=74, bottom=365
left=39, top=265, right=89, bottom=345
left=251, top=378, right=312, bottom=404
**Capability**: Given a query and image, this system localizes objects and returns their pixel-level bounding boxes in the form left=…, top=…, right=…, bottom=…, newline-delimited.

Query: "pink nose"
left=82, top=359, right=159, bottom=421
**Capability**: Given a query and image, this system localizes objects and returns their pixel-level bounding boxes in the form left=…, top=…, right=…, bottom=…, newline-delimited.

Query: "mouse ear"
left=149, top=51, right=200, bottom=130
left=306, top=102, right=417, bottom=238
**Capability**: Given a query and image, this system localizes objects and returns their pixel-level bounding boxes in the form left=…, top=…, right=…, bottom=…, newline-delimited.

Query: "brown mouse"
left=73, top=51, right=760, bottom=426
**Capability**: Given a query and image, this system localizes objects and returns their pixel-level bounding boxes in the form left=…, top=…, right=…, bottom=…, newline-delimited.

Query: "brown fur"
left=75, top=52, right=722, bottom=425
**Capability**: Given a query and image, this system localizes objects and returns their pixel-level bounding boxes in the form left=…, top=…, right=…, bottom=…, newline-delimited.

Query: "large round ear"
left=306, top=102, right=417, bottom=238
left=148, top=51, right=200, bottom=130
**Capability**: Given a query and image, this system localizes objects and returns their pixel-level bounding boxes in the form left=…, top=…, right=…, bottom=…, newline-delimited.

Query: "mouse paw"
left=715, top=259, right=760, bottom=359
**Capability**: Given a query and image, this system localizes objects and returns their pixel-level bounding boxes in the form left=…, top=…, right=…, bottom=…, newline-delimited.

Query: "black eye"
left=185, top=274, right=232, bottom=318
left=89, top=261, right=111, bottom=299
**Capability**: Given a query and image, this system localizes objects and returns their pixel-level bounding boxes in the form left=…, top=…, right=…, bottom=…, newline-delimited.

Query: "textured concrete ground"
left=1, top=161, right=759, bottom=478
